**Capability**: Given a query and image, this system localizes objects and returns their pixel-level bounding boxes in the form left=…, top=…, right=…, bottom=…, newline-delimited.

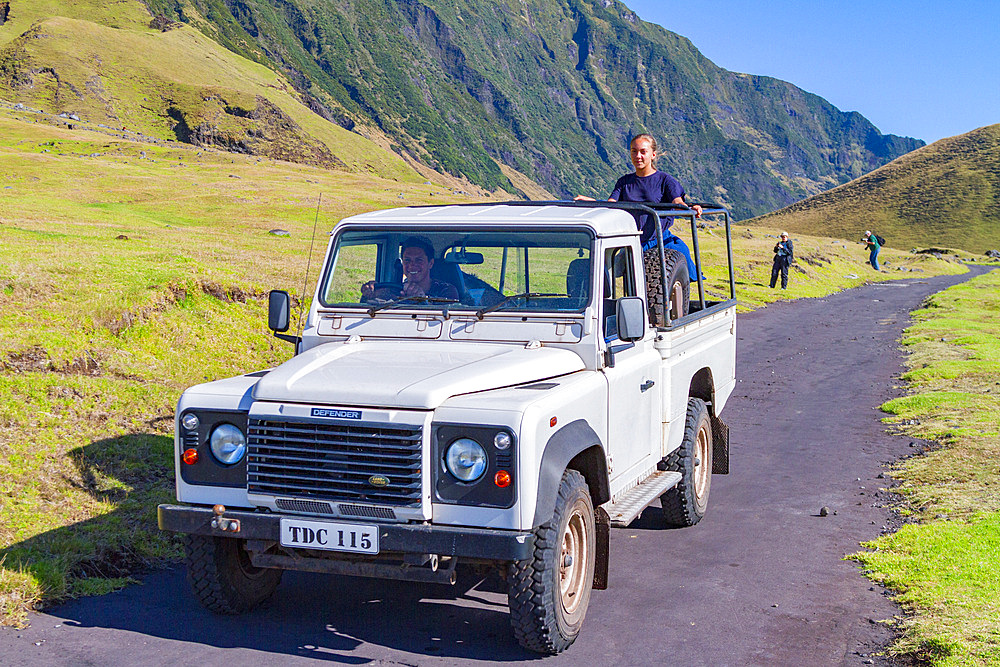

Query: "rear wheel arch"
left=688, top=366, right=730, bottom=474
left=689, top=367, right=716, bottom=413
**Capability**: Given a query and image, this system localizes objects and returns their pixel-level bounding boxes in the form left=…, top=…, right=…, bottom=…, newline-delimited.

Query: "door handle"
left=640, top=380, right=655, bottom=392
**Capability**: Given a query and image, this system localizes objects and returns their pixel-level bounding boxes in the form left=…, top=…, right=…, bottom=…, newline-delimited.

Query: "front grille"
left=275, top=498, right=335, bottom=515
left=338, top=504, right=396, bottom=519
left=247, top=418, right=422, bottom=507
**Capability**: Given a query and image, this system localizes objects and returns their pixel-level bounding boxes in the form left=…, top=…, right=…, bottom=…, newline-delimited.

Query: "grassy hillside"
left=0, top=0, right=430, bottom=182
left=752, top=125, right=1000, bottom=254
left=0, top=111, right=967, bottom=625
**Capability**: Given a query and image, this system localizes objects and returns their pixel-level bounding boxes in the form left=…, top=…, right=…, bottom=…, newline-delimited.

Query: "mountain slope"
left=141, top=0, right=922, bottom=217
left=2, top=0, right=923, bottom=216
left=751, top=124, right=1000, bottom=254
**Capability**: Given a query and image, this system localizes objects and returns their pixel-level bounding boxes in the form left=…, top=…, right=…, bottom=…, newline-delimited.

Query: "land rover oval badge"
left=368, top=475, right=390, bottom=487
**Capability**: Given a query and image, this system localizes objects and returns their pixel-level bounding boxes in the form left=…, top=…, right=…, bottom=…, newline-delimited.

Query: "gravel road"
left=1, top=267, right=989, bottom=666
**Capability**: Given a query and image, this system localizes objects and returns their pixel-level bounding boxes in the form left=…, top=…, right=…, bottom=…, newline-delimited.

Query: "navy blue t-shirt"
left=610, top=171, right=686, bottom=246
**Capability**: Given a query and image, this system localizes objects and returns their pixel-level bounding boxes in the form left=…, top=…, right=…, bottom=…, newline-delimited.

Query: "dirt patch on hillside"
left=105, top=285, right=186, bottom=336
left=198, top=280, right=267, bottom=304
left=4, top=346, right=105, bottom=377
left=166, top=93, right=348, bottom=169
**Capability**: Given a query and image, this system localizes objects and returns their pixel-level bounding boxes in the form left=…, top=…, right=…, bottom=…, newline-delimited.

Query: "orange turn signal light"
left=495, top=470, right=511, bottom=488
left=182, top=448, right=199, bottom=465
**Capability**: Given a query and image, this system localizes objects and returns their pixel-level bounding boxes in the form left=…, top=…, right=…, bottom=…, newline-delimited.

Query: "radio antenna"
left=296, top=192, right=323, bottom=347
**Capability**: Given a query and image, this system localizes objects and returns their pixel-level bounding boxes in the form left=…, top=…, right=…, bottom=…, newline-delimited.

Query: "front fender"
left=531, top=419, right=607, bottom=527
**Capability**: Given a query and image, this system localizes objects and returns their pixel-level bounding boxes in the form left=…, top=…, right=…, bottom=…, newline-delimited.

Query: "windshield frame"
left=316, top=224, right=597, bottom=316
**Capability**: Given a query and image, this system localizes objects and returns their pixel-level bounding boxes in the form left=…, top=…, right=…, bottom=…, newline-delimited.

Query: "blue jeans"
left=869, top=247, right=880, bottom=270
left=643, top=234, right=697, bottom=277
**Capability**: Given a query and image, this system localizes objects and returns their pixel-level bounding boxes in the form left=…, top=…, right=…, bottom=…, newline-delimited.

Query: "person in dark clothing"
left=361, top=236, right=459, bottom=302
left=770, top=232, right=793, bottom=289
left=576, top=134, right=702, bottom=275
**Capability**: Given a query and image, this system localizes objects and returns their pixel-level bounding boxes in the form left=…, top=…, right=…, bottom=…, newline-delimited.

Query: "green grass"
left=856, top=515, right=1000, bottom=665
left=0, top=108, right=970, bottom=626
left=851, top=268, right=1000, bottom=666
left=668, top=218, right=969, bottom=312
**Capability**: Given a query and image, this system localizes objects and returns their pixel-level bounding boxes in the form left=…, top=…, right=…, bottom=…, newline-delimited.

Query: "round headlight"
left=209, top=423, right=247, bottom=465
left=181, top=413, right=200, bottom=431
left=445, top=438, right=487, bottom=482
left=493, top=432, right=512, bottom=450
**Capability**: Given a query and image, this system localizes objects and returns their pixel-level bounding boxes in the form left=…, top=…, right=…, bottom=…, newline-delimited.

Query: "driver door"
left=601, top=246, right=661, bottom=488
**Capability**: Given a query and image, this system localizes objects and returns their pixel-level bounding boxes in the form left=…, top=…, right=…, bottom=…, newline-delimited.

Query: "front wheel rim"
left=559, top=509, right=588, bottom=615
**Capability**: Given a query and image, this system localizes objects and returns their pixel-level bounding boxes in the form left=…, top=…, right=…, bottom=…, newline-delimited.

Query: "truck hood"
left=252, top=340, right=585, bottom=409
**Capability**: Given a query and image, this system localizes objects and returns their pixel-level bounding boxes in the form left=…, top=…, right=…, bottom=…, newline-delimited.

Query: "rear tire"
left=661, top=398, right=713, bottom=527
left=185, top=535, right=282, bottom=614
left=507, top=470, right=595, bottom=654
left=643, top=247, right=690, bottom=325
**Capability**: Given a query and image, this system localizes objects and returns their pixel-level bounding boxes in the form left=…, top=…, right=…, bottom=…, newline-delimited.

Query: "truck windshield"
left=320, top=228, right=593, bottom=313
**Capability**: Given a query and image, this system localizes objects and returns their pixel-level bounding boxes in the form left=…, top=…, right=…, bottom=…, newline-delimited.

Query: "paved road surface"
left=1, top=267, right=989, bottom=666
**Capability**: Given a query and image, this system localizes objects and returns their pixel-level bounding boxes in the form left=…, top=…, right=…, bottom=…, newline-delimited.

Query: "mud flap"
left=593, top=506, right=610, bottom=590
left=711, top=415, right=730, bottom=475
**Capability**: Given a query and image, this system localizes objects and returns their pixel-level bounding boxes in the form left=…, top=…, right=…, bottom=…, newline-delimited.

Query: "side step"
left=602, top=471, right=682, bottom=527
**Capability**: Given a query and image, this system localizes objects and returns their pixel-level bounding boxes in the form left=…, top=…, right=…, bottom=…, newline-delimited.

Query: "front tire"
left=185, top=535, right=282, bottom=614
left=507, top=470, right=596, bottom=654
left=661, top=398, right=713, bottom=527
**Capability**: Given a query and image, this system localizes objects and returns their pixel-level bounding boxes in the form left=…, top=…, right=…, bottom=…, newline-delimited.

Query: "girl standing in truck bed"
left=577, top=133, right=701, bottom=275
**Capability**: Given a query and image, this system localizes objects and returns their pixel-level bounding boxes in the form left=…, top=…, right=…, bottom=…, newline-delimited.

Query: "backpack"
left=873, top=233, right=886, bottom=246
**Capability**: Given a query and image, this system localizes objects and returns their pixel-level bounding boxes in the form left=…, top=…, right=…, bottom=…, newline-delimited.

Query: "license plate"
left=279, top=518, right=379, bottom=554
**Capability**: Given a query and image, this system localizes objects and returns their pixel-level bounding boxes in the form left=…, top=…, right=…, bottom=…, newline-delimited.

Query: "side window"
left=603, top=246, right=636, bottom=339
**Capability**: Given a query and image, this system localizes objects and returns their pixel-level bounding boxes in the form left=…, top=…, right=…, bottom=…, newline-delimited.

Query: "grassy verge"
left=0, top=108, right=971, bottom=626
left=852, top=268, right=1000, bottom=665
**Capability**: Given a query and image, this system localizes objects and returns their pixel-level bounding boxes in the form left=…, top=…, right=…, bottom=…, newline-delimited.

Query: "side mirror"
left=268, top=290, right=291, bottom=333
left=616, top=296, right=647, bottom=342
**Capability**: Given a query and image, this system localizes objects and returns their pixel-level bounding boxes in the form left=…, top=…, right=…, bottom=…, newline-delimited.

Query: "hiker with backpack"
left=862, top=230, right=883, bottom=270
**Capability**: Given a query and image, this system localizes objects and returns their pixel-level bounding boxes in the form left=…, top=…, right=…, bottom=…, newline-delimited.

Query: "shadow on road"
left=3, top=427, right=543, bottom=661
left=47, top=564, right=543, bottom=663
left=3, top=424, right=688, bottom=664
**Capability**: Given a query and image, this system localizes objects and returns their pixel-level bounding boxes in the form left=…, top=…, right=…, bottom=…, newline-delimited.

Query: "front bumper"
left=157, top=504, right=535, bottom=561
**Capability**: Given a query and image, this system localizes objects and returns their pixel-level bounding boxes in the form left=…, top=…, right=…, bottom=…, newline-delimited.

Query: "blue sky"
left=623, top=0, right=999, bottom=145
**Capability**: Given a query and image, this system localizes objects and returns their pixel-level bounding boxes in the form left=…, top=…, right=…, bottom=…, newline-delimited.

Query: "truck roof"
left=340, top=203, right=641, bottom=237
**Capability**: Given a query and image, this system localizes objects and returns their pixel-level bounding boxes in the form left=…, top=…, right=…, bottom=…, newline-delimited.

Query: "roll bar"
left=473, top=200, right=736, bottom=327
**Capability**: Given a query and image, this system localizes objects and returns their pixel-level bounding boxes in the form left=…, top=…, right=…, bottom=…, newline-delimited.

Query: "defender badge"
left=368, top=475, right=390, bottom=487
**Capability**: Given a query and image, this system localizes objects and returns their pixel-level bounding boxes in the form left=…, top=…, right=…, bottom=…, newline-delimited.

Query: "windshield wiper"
left=367, top=295, right=459, bottom=317
left=475, top=292, right=567, bottom=320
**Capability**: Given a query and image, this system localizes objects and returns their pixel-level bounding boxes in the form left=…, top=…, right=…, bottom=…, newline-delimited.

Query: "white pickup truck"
left=158, top=201, right=737, bottom=654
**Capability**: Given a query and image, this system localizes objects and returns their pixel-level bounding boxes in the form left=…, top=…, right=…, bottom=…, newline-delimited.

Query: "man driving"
left=361, top=236, right=459, bottom=302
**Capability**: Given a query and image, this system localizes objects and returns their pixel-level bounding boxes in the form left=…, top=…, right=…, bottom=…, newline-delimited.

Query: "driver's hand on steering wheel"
left=400, top=281, right=426, bottom=298
left=360, top=280, right=376, bottom=300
